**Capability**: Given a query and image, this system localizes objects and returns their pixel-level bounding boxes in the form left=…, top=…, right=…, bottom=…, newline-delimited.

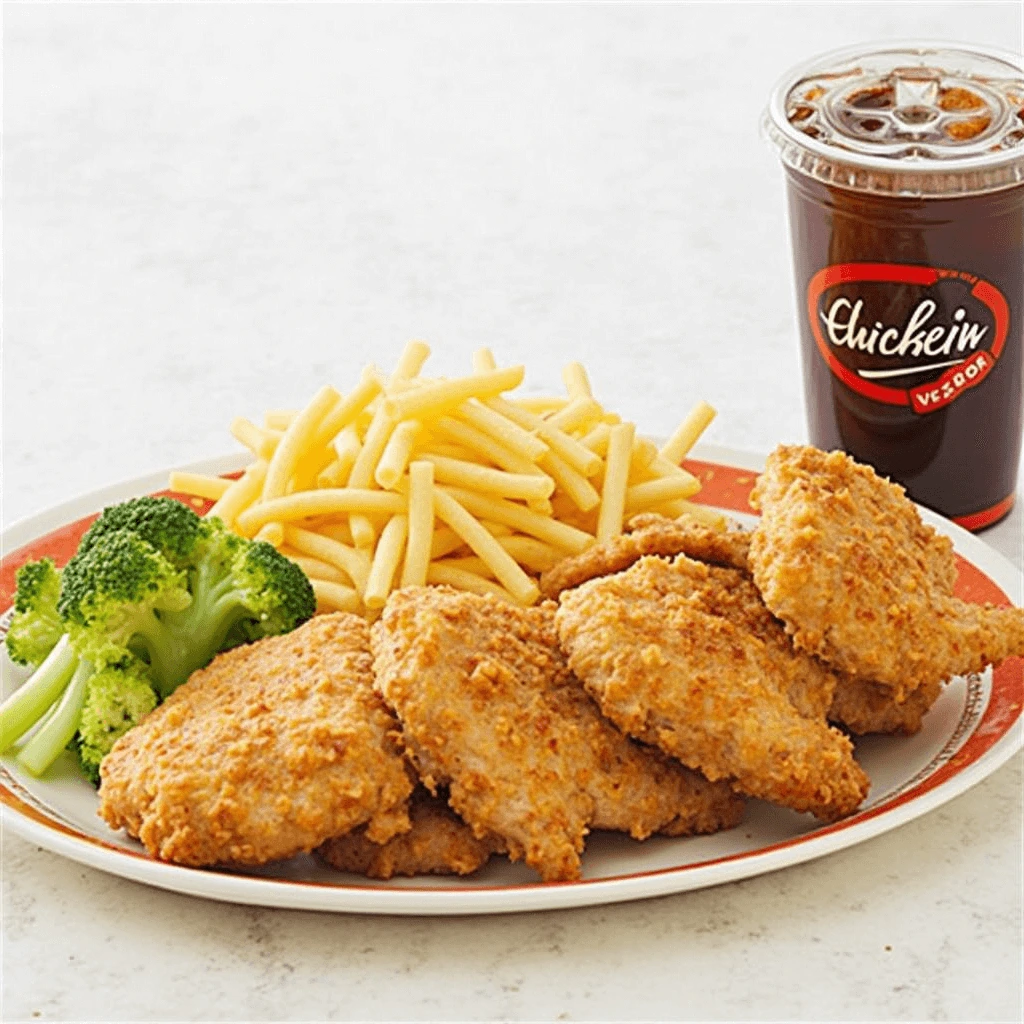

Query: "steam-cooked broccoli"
left=0, top=496, right=315, bottom=780
left=5, top=558, right=63, bottom=668
left=74, top=654, right=159, bottom=785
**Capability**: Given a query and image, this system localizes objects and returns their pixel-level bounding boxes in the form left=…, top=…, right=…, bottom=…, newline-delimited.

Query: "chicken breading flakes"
left=750, top=445, right=1024, bottom=697
left=99, top=613, right=414, bottom=867
left=556, top=554, right=871, bottom=822
left=371, top=587, right=743, bottom=882
left=318, top=787, right=504, bottom=879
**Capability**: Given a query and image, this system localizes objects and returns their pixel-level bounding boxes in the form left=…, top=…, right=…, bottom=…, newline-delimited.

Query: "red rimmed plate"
left=2, top=446, right=1021, bottom=915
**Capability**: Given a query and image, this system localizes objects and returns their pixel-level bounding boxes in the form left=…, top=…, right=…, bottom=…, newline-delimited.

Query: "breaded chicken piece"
left=557, top=555, right=870, bottom=821
left=99, top=613, right=414, bottom=867
left=539, top=513, right=750, bottom=598
left=371, top=588, right=744, bottom=882
left=556, top=513, right=936, bottom=735
left=749, top=446, right=1024, bottom=696
left=829, top=674, right=944, bottom=736
left=318, top=787, right=504, bottom=879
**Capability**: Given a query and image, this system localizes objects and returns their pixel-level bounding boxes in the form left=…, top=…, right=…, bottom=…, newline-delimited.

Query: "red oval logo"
left=806, top=263, right=1010, bottom=414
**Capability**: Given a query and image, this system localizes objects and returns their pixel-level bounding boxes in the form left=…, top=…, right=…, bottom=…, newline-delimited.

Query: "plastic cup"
left=765, top=42, right=1024, bottom=529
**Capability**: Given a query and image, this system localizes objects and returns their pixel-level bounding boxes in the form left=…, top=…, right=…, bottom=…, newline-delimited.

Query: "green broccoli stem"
left=16, top=658, right=92, bottom=776
left=0, top=635, right=79, bottom=751
left=130, top=567, right=253, bottom=697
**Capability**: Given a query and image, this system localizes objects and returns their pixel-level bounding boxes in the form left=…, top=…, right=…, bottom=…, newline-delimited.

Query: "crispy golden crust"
left=371, top=587, right=743, bottom=882
left=539, top=514, right=750, bottom=599
left=98, top=614, right=414, bottom=867
left=749, top=445, right=1024, bottom=695
left=318, top=788, right=503, bottom=879
left=829, top=674, right=944, bottom=736
left=556, top=555, right=870, bottom=822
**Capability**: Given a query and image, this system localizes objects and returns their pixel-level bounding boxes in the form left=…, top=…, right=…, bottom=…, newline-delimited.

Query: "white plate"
left=2, top=445, right=1021, bottom=915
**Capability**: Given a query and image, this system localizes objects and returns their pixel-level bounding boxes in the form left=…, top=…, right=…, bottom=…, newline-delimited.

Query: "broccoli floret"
left=1, top=495, right=315, bottom=779
left=78, top=496, right=209, bottom=569
left=225, top=541, right=318, bottom=641
left=5, top=558, right=63, bottom=667
left=58, top=531, right=193, bottom=687
left=64, top=525, right=313, bottom=697
left=74, top=655, right=157, bottom=785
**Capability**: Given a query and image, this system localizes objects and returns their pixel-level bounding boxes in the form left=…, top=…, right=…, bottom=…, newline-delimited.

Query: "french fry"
left=422, top=454, right=554, bottom=502
left=495, top=535, right=561, bottom=573
left=315, top=519, right=355, bottom=546
left=578, top=424, right=658, bottom=473
left=263, top=385, right=342, bottom=501
left=457, top=400, right=549, bottom=461
left=672, top=501, right=727, bottom=530
left=482, top=520, right=513, bottom=538
left=400, top=461, right=435, bottom=588
left=168, top=472, right=232, bottom=502
left=429, top=525, right=466, bottom=560
left=231, top=417, right=274, bottom=457
left=207, top=461, right=268, bottom=530
left=432, top=415, right=549, bottom=478
left=512, top=396, right=570, bottom=415
left=264, top=410, right=298, bottom=430
left=313, top=366, right=384, bottom=448
left=426, top=563, right=515, bottom=602
left=562, top=362, right=592, bottom=398
left=348, top=404, right=398, bottom=548
left=545, top=396, right=602, bottom=434
left=624, top=475, right=702, bottom=514
left=432, top=490, right=540, bottom=605
left=660, top=400, right=717, bottom=465
left=596, top=423, right=635, bottom=542
left=375, top=420, right=421, bottom=489
left=254, top=522, right=285, bottom=547
left=579, top=421, right=611, bottom=453
left=311, top=579, right=362, bottom=614
left=383, top=366, right=525, bottom=421
left=440, top=486, right=593, bottom=555
left=538, top=451, right=600, bottom=512
left=648, top=453, right=701, bottom=484
left=317, top=424, right=362, bottom=488
left=393, top=340, right=432, bottom=381
left=472, top=348, right=497, bottom=373
left=283, top=524, right=372, bottom=593
left=483, top=396, right=601, bottom=477
left=291, top=445, right=337, bottom=493
left=364, top=514, right=409, bottom=609
left=281, top=550, right=350, bottom=585
left=317, top=458, right=349, bottom=489
left=237, top=489, right=405, bottom=533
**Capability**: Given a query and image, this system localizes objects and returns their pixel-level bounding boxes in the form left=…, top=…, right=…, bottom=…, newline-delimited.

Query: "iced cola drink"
left=765, top=44, right=1024, bottom=529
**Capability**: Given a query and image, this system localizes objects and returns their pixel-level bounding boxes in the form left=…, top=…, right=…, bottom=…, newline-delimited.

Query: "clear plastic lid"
left=764, top=42, right=1024, bottom=197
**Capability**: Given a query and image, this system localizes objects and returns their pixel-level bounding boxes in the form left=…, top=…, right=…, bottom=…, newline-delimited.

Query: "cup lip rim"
left=766, top=39, right=1024, bottom=178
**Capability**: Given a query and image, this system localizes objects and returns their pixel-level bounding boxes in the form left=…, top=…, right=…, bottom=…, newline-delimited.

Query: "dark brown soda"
left=785, top=171, right=1024, bottom=525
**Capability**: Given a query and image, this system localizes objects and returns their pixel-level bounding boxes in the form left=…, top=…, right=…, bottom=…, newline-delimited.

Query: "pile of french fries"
left=168, top=343, right=721, bottom=618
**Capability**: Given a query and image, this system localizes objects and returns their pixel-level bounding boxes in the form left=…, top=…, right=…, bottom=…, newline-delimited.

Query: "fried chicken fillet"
left=828, top=675, right=944, bottom=736
left=371, top=587, right=743, bottom=882
left=99, top=613, right=414, bottom=867
left=544, top=513, right=937, bottom=734
left=539, top=513, right=750, bottom=598
left=556, top=555, right=870, bottom=821
left=749, top=445, right=1024, bottom=697
left=318, top=787, right=504, bottom=879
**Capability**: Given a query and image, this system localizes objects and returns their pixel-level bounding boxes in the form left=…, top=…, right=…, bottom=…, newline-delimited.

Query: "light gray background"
left=3, top=3, right=1022, bottom=1022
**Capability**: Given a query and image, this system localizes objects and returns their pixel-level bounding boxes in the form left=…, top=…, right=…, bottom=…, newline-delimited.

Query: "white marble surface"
left=3, top=4, right=1022, bottom=1022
